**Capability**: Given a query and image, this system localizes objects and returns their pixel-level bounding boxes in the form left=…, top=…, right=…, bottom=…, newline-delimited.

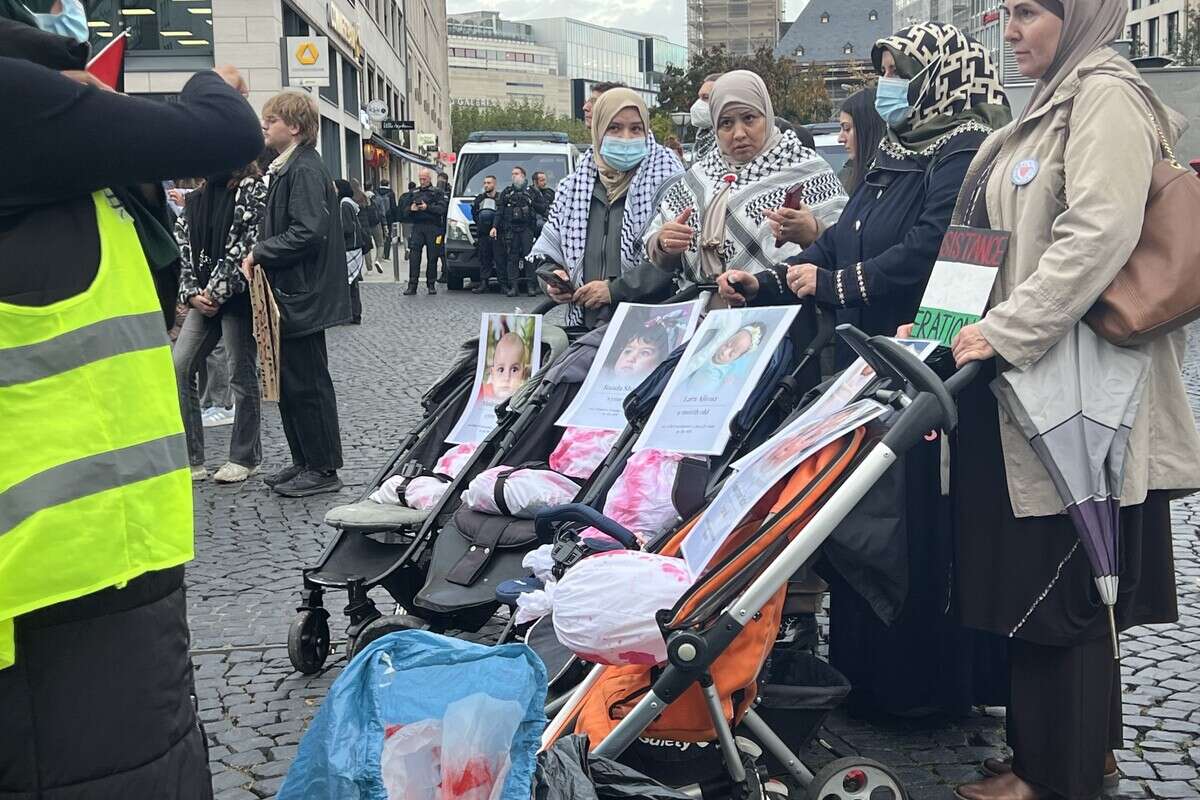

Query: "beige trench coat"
left=956, top=48, right=1200, bottom=518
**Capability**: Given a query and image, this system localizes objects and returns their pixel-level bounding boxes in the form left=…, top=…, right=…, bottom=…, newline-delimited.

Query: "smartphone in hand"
left=536, top=265, right=576, bottom=295
left=773, top=183, right=806, bottom=249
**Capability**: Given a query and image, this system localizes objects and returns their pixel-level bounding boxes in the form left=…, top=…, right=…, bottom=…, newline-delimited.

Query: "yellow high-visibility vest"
left=0, top=190, right=194, bottom=669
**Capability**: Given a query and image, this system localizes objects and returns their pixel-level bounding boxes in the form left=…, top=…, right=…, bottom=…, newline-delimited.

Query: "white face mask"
left=33, top=0, right=89, bottom=43
left=690, top=98, right=712, bottom=130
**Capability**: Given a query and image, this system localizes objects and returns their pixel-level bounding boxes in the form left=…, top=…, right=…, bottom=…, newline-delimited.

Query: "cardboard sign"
left=912, top=226, right=1010, bottom=346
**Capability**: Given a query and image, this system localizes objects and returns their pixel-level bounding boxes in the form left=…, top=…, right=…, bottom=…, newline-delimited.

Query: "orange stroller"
left=539, top=330, right=979, bottom=800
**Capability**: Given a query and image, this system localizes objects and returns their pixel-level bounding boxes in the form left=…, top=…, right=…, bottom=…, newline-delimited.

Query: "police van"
left=443, top=131, right=579, bottom=290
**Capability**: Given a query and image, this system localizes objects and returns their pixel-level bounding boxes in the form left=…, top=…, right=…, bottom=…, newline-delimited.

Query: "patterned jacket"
left=176, top=176, right=268, bottom=306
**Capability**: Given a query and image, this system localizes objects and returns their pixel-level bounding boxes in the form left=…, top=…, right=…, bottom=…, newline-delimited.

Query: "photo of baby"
left=557, top=301, right=703, bottom=432
left=448, top=313, right=543, bottom=444
left=636, top=305, right=799, bottom=456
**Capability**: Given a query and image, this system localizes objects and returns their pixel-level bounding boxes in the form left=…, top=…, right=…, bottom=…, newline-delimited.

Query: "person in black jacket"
left=404, top=167, right=446, bottom=296
left=242, top=90, right=350, bottom=497
left=531, top=170, right=555, bottom=236
left=337, top=179, right=369, bottom=324
left=0, top=15, right=264, bottom=800
left=493, top=166, right=544, bottom=297
left=375, top=178, right=397, bottom=260
left=471, top=174, right=502, bottom=293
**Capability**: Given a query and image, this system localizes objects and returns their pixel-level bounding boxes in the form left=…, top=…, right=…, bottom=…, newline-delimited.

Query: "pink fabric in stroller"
left=581, top=449, right=684, bottom=546
left=463, top=466, right=581, bottom=518
left=548, top=427, right=620, bottom=479
left=369, top=443, right=480, bottom=507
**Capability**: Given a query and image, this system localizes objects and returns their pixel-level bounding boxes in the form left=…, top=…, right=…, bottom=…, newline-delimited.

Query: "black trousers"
left=505, top=228, right=535, bottom=287
left=349, top=277, right=362, bottom=322
left=478, top=231, right=498, bottom=287
left=1009, top=636, right=1122, bottom=799
left=407, top=223, right=441, bottom=288
left=279, top=330, right=343, bottom=472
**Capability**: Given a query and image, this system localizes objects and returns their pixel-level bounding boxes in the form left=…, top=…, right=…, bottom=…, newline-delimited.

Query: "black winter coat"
left=253, top=145, right=351, bottom=338
left=405, top=185, right=447, bottom=227
left=757, top=131, right=986, bottom=365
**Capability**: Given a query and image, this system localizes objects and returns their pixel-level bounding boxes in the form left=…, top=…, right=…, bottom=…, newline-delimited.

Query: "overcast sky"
left=446, top=0, right=810, bottom=49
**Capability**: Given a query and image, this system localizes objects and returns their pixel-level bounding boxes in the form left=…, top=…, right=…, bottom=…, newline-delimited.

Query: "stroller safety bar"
left=534, top=504, right=640, bottom=550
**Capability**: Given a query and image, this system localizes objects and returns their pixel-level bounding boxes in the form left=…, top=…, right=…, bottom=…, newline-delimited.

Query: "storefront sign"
left=283, top=36, right=329, bottom=87
left=327, top=3, right=362, bottom=59
left=382, top=120, right=416, bottom=132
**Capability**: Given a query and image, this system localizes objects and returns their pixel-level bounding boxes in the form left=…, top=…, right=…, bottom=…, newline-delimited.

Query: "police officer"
left=492, top=166, right=542, bottom=297
left=404, top=167, right=447, bottom=296
left=531, top=170, right=555, bottom=237
left=471, top=174, right=502, bottom=294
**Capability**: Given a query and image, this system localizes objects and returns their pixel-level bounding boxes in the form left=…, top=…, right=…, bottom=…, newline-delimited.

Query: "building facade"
left=687, top=0, right=782, bottom=56
left=88, top=0, right=449, bottom=187
left=1128, top=0, right=1191, bottom=58
left=893, top=0, right=970, bottom=28
left=776, top=1, right=894, bottom=106
left=446, top=14, right=572, bottom=115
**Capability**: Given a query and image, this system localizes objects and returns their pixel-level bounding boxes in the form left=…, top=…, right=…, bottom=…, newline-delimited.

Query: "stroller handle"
left=534, top=503, right=640, bottom=550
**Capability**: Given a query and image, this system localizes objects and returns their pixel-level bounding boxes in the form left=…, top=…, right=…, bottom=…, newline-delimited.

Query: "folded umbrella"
left=991, top=323, right=1150, bottom=657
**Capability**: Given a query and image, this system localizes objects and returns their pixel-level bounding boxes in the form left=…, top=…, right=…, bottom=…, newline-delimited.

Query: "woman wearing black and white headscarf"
left=644, top=70, right=848, bottom=295
left=723, top=24, right=1014, bottom=722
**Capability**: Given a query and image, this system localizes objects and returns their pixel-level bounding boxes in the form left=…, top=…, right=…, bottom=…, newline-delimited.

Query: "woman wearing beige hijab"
left=529, top=88, right=683, bottom=328
left=643, top=70, right=847, bottom=288
left=940, top=2, right=1200, bottom=799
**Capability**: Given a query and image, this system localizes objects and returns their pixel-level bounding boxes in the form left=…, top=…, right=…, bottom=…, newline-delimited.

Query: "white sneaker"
left=202, top=406, right=235, bottom=428
left=190, top=465, right=209, bottom=481
left=213, top=462, right=258, bottom=483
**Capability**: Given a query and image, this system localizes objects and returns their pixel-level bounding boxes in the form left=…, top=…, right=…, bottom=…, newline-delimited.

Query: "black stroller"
left=286, top=304, right=579, bottom=673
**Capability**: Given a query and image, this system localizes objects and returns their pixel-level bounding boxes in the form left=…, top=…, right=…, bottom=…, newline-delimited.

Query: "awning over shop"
left=369, top=135, right=436, bottom=168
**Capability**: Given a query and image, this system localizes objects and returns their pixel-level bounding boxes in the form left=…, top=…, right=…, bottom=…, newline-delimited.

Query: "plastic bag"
left=549, top=427, right=621, bottom=480
left=404, top=476, right=451, bottom=510
left=278, top=630, right=547, bottom=800
left=534, top=735, right=691, bottom=800
left=514, top=583, right=556, bottom=626
left=552, top=551, right=692, bottom=666
left=581, top=450, right=683, bottom=545
left=464, top=467, right=580, bottom=518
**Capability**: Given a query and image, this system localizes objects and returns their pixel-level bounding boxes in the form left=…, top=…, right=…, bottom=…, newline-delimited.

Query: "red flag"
left=87, top=30, right=128, bottom=92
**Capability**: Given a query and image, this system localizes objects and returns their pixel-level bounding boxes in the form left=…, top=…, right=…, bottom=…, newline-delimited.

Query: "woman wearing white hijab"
left=945, top=2, right=1200, bottom=799
left=643, top=70, right=847, bottom=289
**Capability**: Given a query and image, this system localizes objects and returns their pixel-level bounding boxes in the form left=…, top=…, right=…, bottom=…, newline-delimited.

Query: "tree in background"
left=1175, top=8, right=1200, bottom=66
left=657, top=45, right=832, bottom=128
left=450, top=101, right=590, bottom=151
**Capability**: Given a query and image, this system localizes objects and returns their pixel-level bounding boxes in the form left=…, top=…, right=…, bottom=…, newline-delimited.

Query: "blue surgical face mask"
left=33, top=0, right=89, bottom=44
left=874, top=76, right=913, bottom=129
left=600, top=136, right=649, bottom=172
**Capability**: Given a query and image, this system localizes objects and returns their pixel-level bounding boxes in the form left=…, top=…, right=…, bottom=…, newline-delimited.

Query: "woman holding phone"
left=529, top=87, right=683, bottom=328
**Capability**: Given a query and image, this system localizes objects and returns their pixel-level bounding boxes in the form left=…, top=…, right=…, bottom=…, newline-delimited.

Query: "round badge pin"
left=1011, top=158, right=1039, bottom=186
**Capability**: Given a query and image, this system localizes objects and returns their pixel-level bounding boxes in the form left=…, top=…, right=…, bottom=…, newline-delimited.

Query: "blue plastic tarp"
left=278, top=630, right=548, bottom=800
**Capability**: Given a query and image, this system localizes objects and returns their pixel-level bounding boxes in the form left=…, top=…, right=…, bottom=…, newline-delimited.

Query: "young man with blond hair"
left=242, top=90, right=350, bottom=496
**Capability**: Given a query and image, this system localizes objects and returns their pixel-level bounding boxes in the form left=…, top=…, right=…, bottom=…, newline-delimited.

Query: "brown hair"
left=227, top=160, right=263, bottom=190
left=591, top=81, right=628, bottom=94
left=262, top=91, right=320, bottom=147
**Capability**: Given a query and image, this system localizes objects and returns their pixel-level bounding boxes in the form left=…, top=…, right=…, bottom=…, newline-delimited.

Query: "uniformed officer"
left=492, top=166, right=544, bottom=297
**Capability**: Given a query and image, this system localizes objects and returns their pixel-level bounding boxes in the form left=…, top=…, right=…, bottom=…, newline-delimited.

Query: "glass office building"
left=525, top=18, right=644, bottom=87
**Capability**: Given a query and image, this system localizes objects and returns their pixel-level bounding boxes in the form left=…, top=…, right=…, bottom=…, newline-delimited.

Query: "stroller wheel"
left=348, top=614, right=431, bottom=662
left=288, top=609, right=331, bottom=675
left=806, top=757, right=907, bottom=800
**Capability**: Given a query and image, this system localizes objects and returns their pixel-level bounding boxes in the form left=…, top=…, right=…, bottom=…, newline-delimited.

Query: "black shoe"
left=472, top=285, right=487, bottom=294
left=437, top=273, right=447, bottom=284
left=263, top=463, right=305, bottom=487
left=427, top=286, right=437, bottom=295
left=525, top=284, right=538, bottom=297
left=506, top=287, right=517, bottom=297
left=350, top=318, right=362, bottom=325
left=403, top=286, right=417, bottom=296
left=273, top=469, right=343, bottom=497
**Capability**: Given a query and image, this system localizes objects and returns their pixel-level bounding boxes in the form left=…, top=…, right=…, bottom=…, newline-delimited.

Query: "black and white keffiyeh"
left=528, top=134, right=683, bottom=326
left=644, top=128, right=848, bottom=281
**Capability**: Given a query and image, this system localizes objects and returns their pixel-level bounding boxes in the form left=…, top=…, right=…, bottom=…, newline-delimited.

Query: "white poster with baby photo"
left=556, top=301, right=704, bottom=432
left=681, top=399, right=888, bottom=579
left=634, top=306, right=799, bottom=456
left=446, top=313, right=543, bottom=445
left=729, top=337, right=938, bottom=470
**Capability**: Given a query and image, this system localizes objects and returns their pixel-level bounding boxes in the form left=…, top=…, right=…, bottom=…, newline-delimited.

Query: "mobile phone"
left=773, top=183, right=806, bottom=248
left=536, top=265, right=576, bottom=294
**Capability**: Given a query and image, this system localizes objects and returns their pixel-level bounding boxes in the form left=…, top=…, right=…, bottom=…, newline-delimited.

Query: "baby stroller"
left=286, top=302, right=578, bottom=673
left=532, top=328, right=979, bottom=800
left=394, top=302, right=833, bottom=646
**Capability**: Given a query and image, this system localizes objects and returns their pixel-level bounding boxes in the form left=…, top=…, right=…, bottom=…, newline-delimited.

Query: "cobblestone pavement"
left=191, top=284, right=1200, bottom=800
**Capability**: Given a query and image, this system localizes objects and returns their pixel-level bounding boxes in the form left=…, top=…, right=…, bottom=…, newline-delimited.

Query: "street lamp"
left=670, top=110, right=690, bottom=143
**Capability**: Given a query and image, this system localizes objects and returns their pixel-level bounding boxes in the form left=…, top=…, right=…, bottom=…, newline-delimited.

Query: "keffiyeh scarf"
left=528, top=134, right=683, bottom=326
left=645, top=128, right=848, bottom=282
